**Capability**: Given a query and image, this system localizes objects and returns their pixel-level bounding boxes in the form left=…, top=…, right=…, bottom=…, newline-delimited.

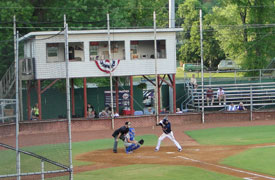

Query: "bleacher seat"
left=183, top=81, right=275, bottom=111
left=134, top=111, right=143, bottom=116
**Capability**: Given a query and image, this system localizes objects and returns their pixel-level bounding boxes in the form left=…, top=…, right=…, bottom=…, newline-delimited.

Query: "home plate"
left=166, top=152, right=175, bottom=154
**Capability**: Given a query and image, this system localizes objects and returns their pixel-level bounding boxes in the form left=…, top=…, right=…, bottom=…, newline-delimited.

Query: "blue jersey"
left=162, top=122, right=171, bottom=134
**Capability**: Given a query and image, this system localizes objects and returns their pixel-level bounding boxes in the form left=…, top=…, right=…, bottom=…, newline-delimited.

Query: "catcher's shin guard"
left=126, top=144, right=140, bottom=152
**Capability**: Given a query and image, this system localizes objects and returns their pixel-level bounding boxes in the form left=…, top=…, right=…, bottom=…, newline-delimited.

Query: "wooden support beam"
left=130, top=76, right=134, bottom=115
left=172, top=74, right=176, bottom=113
left=159, top=75, right=173, bottom=88
left=41, top=79, right=60, bottom=94
left=71, top=79, right=75, bottom=116
left=142, top=75, right=156, bottom=86
left=27, top=81, right=31, bottom=120
left=37, top=80, right=42, bottom=120
left=83, top=78, right=87, bottom=118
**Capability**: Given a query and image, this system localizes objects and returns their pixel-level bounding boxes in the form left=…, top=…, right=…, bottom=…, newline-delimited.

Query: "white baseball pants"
left=155, top=131, right=182, bottom=150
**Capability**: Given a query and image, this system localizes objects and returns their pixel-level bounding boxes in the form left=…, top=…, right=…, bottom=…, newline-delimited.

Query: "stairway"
left=0, top=62, right=16, bottom=99
left=0, top=58, right=34, bottom=99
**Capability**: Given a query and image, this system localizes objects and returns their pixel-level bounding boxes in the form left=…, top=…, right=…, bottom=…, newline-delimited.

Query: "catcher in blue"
left=155, top=117, right=182, bottom=152
left=124, top=128, right=144, bottom=154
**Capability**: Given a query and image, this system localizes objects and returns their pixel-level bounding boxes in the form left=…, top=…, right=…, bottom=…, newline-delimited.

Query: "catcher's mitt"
left=138, top=139, right=144, bottom=145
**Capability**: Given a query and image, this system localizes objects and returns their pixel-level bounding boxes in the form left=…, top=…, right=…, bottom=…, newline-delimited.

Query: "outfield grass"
left=134, top=68, right=242, bottom=82
left=221, top=146, right=275, bottom=176
left=185, top=125, right=275, bottom=145
left=175, top=67, right=242, bottom=79
left=74, top=164, right=243, bottom=180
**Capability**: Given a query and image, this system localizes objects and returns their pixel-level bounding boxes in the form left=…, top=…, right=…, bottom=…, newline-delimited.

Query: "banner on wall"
left=104, top=90, right=130, bottom=109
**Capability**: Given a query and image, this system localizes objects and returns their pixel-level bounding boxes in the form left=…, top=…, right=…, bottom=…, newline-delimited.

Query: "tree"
left=208, top=0, right=275, bottom=70
left=0, top=0, right=34, bottom=77
left=178, top=0, right=225, bottom=69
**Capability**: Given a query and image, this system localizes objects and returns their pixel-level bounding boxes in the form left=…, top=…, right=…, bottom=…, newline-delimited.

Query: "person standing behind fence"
left=31, top=103, right=39, bottom=120
left=112, top=121, right=131, bottom=153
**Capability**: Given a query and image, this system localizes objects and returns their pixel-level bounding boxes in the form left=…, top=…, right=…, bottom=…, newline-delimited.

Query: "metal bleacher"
left=182, top=81, right=275, bottom=111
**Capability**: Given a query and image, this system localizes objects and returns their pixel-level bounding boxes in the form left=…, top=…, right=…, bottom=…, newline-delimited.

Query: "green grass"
left=222, top=146, right=275, bottom=176
left=0, top=143, right=69, bottom=174
left=175, top=67, right=243, bottom=79
left=0, top=135, right=158, bottom=174
left=185, top=125, right=275, bottom=145
left=74, top=164, right=243, bottom=180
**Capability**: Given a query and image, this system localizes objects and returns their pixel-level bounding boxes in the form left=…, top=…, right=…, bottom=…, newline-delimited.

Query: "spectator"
left=147, top=107, right=154, bottom=115
left=31, top=103, right=39, bottom=120
left=160, top=108, right=168, bottom=114
left=99, top=110, right=109, bottom=118
left=227, top=102, right=236, bottom=111
left=237, top=102, right=247, bottom=111
left=87, top=103, right=94, bottom=118
left=190, top=74, right=198, bottom=90
left=217, top=87, right=226, bottom=105
left=176, top=108, right=182, bottom=113
left=114, top=111, right=120, bottom=117
left=206, top=87, right=214, bottom=106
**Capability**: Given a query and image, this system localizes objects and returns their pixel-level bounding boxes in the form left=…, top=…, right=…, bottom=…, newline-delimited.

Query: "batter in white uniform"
left=155, top=118, right=182, bottom=152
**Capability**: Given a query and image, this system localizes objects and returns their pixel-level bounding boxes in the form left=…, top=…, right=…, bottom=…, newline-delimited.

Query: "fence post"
left=41, top=160, right=44, bottom=180
left=234, top=70, right=236, bottom=84
left=1, top=101, right=4, bottom=123
left=250, top=86, right=253, bottom=121
left=259, top=69, right=262, bottom=83
left=209, top=72, right=211, bottom=86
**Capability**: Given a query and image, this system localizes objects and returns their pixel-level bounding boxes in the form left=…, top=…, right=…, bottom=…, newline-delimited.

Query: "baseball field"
left=1, top=119, right=275, bottom=180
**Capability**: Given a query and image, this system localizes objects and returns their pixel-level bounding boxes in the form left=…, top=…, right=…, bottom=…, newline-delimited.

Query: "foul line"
left=175, top=156, right=275, bottom=180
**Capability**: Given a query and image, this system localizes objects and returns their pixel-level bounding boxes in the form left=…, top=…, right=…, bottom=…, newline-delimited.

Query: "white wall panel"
left=31, top=31, right=177, bottom=79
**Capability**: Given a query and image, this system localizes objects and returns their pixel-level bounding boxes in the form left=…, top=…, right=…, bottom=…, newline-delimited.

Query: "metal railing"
left=183, top=68, right=275, bottom=86
left=0, top=142, right=70, bottom=179
left=0, top=99, right=16, bottom=123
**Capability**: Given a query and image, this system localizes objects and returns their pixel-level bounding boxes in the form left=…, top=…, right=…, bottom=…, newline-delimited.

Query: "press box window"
left=69, top=42, right=84, bottom=61
left=46, top=43, right=65, bottom=63
left=130, top=40, right=166, bottom=60
left=90, top=41, right=125, bottom=60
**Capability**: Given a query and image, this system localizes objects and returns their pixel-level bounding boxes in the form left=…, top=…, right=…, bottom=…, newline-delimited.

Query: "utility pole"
left=154, top=11, right=159, bottom=123
left=107, top=14, right=115, bottom=129
left=200, top=9, right=205, bottom=124
left=14, top=15, right=21, bottom=180
left=64, top=15, right=73, bottom=180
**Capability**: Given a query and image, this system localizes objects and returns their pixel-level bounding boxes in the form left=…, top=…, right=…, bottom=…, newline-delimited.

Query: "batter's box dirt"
left=75, top=145, right=275, bottom=180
